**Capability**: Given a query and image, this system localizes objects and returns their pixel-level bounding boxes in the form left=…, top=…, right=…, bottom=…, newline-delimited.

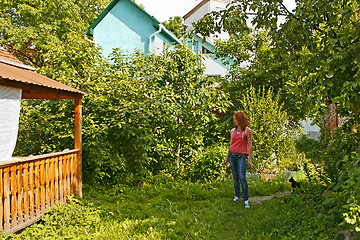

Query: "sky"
left=136, top=0, right=296, bottom=22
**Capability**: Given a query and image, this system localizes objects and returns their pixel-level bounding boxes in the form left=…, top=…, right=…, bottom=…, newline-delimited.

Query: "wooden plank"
left=58, top=155, right=64, bottom=202
left=34, top=161, right=40, bottom=217
left=0, top=149, right=79, bottom=168
left=64, top=155, right=68, bottom=200
left=40, top=161, right=45, bottom=213
left=22, top=92, right=77, bottom=100
left=64, top=154, right=70, bottom=197
left=50, top=158, right=55, bottom=206
left=54, top=156, right=59, bottom=202
left=23, top=163, right=29, bottom=221
left=74, top=98, right=83, bottom=198
left=3, top=167, right=10, bottom=230
left=70, top=153, right=76, bottom=195
left=10, top=166, right=17, bottom=228
left=0, top=169, right=3, bottom=230
left=17, top=165, right=24, bottom=225
left=29, top=162, right=35, bottom=219
left=0, top=150, right=81, bottom=233
left=45, top=159, right=50, bottom=209
left=3, top=213, right=44, bottom=234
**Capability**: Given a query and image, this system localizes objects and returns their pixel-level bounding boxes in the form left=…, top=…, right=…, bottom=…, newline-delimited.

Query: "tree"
left=192, top=0, right=360, bottom=127
left=162, top=16, right=187, bottom=39
left=0, top=0, right=109, bottom=157
left=0, top=0, right=109, bottom=69
left=193, top=0, right=360, bottom=232
left=83, top=45, right=230, bottom=184
left=240, top=86, right=303, bottom=173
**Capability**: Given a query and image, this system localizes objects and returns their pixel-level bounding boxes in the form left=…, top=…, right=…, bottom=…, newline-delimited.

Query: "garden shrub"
left=239, top=86, right=304, bottom=173
left=295, top=134, right=321, bottom=161
left=186, top=144, right=229, bottom=182
left=300, top=122, right=360, bottom=233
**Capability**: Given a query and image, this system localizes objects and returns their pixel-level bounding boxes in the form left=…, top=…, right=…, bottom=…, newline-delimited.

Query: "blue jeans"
left=228, top=152, right=249, bottom=201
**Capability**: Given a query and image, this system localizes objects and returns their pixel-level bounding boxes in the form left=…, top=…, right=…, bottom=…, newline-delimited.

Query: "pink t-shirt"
left=229, top=127, right=248, bottom=154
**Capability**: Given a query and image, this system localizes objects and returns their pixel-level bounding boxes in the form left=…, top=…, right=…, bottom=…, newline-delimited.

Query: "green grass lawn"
left=7, top=178, right=343, bottom=239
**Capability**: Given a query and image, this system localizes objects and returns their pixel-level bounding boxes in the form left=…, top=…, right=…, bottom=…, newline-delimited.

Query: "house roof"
left=0, top=49, right=85, bottom=99
left=86, top=0, right=180, bottom=44
left=183, top=0, right=230, bottom=20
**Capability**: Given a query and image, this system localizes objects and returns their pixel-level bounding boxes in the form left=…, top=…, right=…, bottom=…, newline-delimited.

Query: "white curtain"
left=0, top=86, right=22, bottom=161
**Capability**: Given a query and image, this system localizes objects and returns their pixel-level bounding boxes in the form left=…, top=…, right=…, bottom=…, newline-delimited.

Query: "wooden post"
left=3, top=167, right=10, bottom=230
left=0, top=169, right=3, bottom=230
left=74, top=98, right=82, bottom=198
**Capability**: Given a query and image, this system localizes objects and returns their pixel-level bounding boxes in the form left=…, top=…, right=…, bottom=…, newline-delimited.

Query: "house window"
left=187, top=41, right=192, bottom=49
left=193, top=41, right=199, bottom=55
left=187, top=41, right=199, bottom=55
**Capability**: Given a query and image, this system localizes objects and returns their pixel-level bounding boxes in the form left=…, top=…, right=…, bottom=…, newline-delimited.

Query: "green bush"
left=295, top=134, right=321, bottom=161
left=239, top=86, right=304, bottom=173
left=186, top=144, right=229, bottom=182
left=79, top=45, right=231, bottom=185
left=300, top=123, right=360, bottom=234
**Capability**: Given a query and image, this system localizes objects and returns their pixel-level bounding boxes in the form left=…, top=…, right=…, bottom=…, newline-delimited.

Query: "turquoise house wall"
left=91, top=0, right=177, bottom=57
left=93, top=0, right=152, bottom=57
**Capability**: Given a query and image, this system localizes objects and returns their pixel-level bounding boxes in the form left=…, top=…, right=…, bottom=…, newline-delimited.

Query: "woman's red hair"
left=233, top=112, right=249, bottom=131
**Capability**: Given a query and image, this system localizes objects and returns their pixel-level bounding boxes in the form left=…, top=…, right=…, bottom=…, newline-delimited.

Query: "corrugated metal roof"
left=0, top=49, right=85, bottom=98
left=0, top=48, right=25, bottom=65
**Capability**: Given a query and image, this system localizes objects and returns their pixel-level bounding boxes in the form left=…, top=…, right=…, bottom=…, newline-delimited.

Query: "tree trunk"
left=323, top=101, right=338, bottom=135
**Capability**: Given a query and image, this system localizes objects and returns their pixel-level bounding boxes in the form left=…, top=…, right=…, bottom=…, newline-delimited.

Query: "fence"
left=0, top=149, right=81, bottom=233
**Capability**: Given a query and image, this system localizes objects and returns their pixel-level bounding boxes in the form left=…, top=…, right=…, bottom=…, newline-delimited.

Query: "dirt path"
left=249, top=191, right=292, bottom=205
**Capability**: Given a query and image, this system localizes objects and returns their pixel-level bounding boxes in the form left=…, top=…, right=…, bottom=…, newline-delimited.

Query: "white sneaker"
left=233, top=196, right=239, bottom=202
left=244, top=200, right=250, bottom=208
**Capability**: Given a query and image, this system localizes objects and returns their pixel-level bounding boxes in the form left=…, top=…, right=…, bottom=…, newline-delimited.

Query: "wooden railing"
left=0, top=149, right=81, bottom=233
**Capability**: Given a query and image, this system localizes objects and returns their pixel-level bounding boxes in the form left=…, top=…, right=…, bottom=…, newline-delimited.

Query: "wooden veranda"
left=0, top=49, right=85, bottom=233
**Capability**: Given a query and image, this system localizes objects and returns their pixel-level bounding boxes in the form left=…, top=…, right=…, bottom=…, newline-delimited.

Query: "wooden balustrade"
left=0, top=149, right=81, bottom=233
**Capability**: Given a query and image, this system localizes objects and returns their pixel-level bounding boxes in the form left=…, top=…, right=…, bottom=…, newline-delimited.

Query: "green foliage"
left=81, top=45, right=230, bottom=184
left=3, top=0, right=230, bottom=184
left=0, top=0, right=109, bottom=67
left=4, top=0, right=109, bottom=157
left=239, top=86, right=303, bottom=173
left=263, top=184, right=342, bottom=240
left=186, top=144, right=229, bottom=182
left=295, top=134, right=321, bottom=162
left=14, top=100, right=73, bottom=156
left=341, top=165, right=360, bottom=233
left=321, top=128, right=360, bottom=233
left=193, top=0, right=360, bottom=127
left=296, top=124, right=360, bottom=233
left=19, top=197, right=101, bottom=239
left=162, top=16, right=187, bottom=39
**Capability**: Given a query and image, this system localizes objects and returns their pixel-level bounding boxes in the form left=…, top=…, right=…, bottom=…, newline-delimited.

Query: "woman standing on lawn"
left=224, top=111, right=255, bottom=208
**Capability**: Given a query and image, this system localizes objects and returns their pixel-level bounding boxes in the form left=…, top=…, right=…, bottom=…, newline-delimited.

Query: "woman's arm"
left=223, top=128, right=234, bottom=166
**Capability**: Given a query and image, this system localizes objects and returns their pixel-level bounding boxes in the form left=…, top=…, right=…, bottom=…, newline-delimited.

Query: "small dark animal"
left=289, top=177, right=301, bottom=193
